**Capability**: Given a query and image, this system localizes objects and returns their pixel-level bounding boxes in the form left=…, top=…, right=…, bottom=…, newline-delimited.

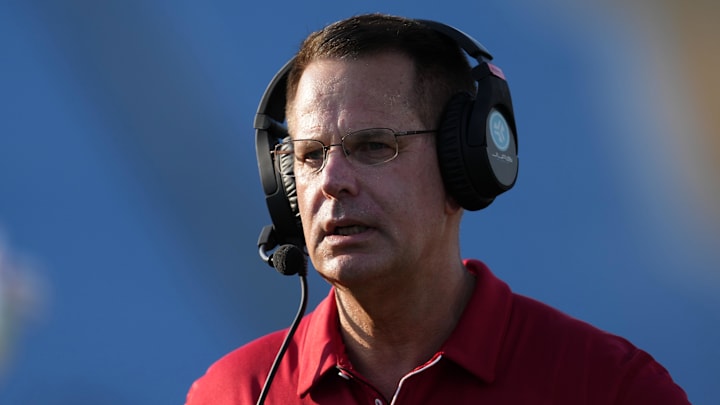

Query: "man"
left=186, top=14, right=689, bottom=404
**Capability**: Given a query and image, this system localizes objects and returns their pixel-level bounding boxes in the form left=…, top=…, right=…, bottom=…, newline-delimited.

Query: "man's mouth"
left=332, top=225, right=369, bottom=236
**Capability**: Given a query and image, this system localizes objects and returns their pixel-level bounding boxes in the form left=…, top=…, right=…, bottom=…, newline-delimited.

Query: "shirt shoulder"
left=505, top=293, right=689, bottom=404
left=185, top=329, right=288, bottom=405
left=185, top=290, right=341, bottom=405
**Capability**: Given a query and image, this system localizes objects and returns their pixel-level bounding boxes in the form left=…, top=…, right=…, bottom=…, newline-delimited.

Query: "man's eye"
left=296, top=146, right=324, bottom=163
left=358, top=141, right=393, bottom=152
left=352, top=140, right=395, bottom=161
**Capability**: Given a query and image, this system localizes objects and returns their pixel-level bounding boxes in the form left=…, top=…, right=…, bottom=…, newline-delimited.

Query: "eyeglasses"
left=274, top=128, right=437, bottom=176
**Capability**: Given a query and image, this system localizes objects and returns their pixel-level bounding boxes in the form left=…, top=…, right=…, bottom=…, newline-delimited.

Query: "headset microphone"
left=272, top=244, right=307, bottom=276
left=255, top=225, right=309, bottom=405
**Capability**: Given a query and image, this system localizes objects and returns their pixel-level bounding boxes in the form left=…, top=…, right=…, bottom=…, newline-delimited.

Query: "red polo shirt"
left=186, top=260, right=688, bottom=404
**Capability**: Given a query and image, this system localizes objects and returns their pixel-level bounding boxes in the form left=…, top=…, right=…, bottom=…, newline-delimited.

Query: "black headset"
left=254, top=19, right=519, bottom=251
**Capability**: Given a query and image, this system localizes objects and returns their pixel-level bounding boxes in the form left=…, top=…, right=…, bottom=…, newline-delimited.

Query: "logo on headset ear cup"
left=277, top=138, right=302, bottom=234
left=436, top=92, right=496, bottom=211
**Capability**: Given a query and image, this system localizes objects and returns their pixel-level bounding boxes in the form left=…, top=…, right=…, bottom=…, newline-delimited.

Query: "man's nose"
left=317, top=145, right=358, bottom=196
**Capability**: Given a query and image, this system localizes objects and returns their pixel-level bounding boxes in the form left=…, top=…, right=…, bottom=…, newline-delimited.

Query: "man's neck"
left=334, top=262, right=475, bottom=400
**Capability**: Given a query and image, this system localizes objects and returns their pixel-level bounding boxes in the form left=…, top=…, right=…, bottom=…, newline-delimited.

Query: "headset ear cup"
left=277, top=139, right=302, bottom=234
left=437, top=92, right=495, bottom=210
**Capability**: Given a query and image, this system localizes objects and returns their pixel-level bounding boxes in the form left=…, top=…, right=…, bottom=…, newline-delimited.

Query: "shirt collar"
left=440, top=259, right=513, bottom=383
left=296, top=259, right=513, bottom=395
left=296, top=289, right=346, bottom=397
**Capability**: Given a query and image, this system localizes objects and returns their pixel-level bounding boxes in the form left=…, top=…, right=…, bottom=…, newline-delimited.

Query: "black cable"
left=255, top=273, right=308, bottom=405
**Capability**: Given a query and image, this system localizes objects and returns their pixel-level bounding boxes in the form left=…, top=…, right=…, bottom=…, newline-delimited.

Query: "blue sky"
left=1, top=1, right=718, bottom=404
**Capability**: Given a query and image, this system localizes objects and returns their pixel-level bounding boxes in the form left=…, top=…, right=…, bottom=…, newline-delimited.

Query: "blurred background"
left=1, top=0, right=718, bottom=404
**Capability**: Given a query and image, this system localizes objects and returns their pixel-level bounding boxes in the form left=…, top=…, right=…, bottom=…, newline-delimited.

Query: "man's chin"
left=315, top=255, right=388, bottom=285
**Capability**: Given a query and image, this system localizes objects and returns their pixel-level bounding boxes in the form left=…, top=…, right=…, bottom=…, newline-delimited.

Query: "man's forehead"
left=287, top=55, right=419, bottom=135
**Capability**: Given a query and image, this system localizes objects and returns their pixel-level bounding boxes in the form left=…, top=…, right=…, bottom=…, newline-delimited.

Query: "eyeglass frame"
left=273, top=128, right=438, bottom=176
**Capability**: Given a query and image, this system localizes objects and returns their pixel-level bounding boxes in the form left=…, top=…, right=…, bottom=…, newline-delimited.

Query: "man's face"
left=287, top=53, right=459, bottom=290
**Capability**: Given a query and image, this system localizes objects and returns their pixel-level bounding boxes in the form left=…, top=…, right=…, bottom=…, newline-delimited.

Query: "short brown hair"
left=286, top=13, right=476, bottom=128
